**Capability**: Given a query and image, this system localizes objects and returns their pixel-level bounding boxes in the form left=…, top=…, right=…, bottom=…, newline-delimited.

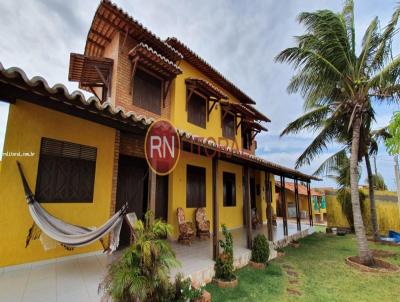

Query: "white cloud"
left=0, top=0, right=398, bottom=189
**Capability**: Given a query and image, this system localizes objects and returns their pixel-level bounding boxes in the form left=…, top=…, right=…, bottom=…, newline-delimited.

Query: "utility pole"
left=395, top=155, right=400, bottom=217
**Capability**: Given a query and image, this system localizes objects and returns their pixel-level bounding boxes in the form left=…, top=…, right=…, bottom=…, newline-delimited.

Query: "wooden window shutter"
left=186, top=165, right=206, bottom=208
left=133, top=68, right=162, bottom=115
left=35, top=138, right=97, bottom=203
left=187, top=92, right=206, bottom=128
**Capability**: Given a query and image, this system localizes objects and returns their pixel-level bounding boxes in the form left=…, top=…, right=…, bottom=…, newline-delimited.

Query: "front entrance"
left=116, top=155, right=169, bottom=248
left=116, top=155, right=149, bottom=248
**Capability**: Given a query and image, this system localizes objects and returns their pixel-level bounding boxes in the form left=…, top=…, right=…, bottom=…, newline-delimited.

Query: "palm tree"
left=276, top=0, right=400, bottom=265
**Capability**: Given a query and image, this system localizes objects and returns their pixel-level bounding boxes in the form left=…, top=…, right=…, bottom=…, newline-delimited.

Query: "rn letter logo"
left=145, top=119, right=180, bottom=175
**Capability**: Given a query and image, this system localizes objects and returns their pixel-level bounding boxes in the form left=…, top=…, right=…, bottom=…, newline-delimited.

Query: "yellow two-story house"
left=0, top=0, right=318, bottom=268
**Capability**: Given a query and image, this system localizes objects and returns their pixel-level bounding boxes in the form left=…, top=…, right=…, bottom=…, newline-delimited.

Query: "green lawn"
left=206, top=233, right=400, bottom=302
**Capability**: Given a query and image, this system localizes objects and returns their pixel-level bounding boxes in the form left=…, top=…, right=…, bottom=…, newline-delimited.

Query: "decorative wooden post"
left=281, top=176, right=288, bottom=236
left=307, top=182, right=313, bottom=226
left=212, top=157, right=219, bottom=260
left=148, top=170, right=156, bottom=222
left=294, top=179, right=301, bottom=231
left=244, top=166, right=253, bottom=249
left=265, top=171, right=273, bottom=241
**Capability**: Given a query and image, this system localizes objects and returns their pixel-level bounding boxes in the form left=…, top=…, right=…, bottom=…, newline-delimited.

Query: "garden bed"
left=213, top=277, right=238, bottom=288
left=248, top=260, right=266, bottom=269
left=345, top=256, right=400, bottom=273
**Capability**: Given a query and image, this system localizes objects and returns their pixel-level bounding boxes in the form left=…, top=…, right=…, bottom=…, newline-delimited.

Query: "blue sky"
left=0, top=0, right=399, bottom=189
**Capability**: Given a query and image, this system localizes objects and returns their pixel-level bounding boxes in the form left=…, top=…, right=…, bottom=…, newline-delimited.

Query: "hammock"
left=17, top=162, right=128, bottom=252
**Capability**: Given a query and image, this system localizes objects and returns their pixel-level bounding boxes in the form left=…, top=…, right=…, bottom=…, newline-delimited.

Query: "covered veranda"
left=178, top=133, right=320, bottom=262
left=171, top=219, right=313, bottom=284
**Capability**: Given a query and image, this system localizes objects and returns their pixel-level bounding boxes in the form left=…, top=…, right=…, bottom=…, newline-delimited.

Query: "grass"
left=206, top=233, right=400, bottom=302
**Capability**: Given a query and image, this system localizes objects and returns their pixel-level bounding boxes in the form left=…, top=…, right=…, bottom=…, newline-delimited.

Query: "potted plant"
left=214, top=224, right=238, bottom=288
left=289, top=240, right=300, bottom=248
left=249, top=234, right=269, bottom=269
left=276, top=247, right=285, bottom=257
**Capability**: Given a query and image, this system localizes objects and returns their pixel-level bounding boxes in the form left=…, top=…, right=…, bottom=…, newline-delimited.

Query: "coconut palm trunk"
left=350, top=116, right=374, bottom=265
left=365, top=153, right=380, bottom=240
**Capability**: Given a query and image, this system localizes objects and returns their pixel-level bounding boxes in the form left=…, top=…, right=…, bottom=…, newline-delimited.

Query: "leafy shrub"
left=215, top=224, right=235, bottom=281
left=99, top=211, right=179, bottom=302
left=173, top=274, right=204, bottom=302
left=251, top=234, right=269, bottom=264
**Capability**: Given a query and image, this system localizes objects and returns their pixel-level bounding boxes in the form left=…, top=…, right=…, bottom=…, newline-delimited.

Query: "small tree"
left=99, top=211, right=179, bottom=302
left=251, top=234, right=270, bottom=264
left=215, top=224, right=235, bottom=281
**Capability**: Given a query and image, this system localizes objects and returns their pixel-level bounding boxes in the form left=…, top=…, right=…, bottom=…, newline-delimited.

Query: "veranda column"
left=244, top=166, right=253, bottom=249
left=307, top=182, right=313, bottom=226
left=212, top=157, right=219, bottom=260
left=294, top=179, right=301, bottom=231
left=148, top=170, right=157, bottom=222
left=281, top=176, right=288, bottom=236
left=265, top=171, right=273, bottom=241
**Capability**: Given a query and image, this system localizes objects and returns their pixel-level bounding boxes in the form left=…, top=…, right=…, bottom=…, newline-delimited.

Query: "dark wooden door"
left=250, top=178, right=256, bottom=209
left=155, top=175, right=169, bottom=221
left=116, top=155, right=148, bottom=248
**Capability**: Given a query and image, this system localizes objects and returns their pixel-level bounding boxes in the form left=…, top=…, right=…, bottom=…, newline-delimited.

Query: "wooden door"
left=155, top=175, right=169, bottom=221
left=116, top=155, right=148, bottom=248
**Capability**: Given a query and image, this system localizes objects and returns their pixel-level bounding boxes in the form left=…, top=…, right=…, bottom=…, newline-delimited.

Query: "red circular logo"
left=145, top=119, right=180, bottom=175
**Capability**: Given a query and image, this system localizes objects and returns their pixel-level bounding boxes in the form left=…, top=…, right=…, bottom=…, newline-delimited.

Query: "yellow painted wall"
left=167, top=152, right=248, bottom=238
left=0, top=101, right=116, bottom=267
left=253, top=172, right=275, bottom=223
left=218, top=161, right=244, bottom=229
left=170, top=61, right=243, bottom=150
left=168, top=151, right=213, bottom=239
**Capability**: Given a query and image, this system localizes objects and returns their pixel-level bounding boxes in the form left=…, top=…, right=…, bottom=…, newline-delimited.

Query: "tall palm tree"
left=314, top=126, right=388, bottom=240
left=276, top=0, right=400, bottom=265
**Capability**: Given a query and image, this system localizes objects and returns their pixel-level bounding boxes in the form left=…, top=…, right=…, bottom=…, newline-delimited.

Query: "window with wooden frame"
left=133, top=68, right=162, bottom=115
left=186, top=165, right=206, bottom=208
left=223, top=172, right=236, bottom=207
left=35, top=138, right=97, bottom=203
left=222, top=111, right=235, bottom=139
left=187, top=90, right=207, bottom=128
left=242, top=128, right=252, bottom=150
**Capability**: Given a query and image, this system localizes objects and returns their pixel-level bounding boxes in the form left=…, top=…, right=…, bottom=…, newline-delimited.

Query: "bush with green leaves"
left=99, top=211, right=179, bottom=302
left=385, top=111, right=400, bottom=155
left=173, top=273, right=204, bottom=302
left=251, top=234, right=269, bottom=264
left=215, top=224, right=235, bottom=281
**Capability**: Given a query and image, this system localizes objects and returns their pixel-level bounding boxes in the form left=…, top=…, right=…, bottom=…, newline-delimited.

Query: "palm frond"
left=280, top=105, right=330, bottom=136
left=295, top=118, right=338, bottom=168
left=313, top=148, right=347, bottom=176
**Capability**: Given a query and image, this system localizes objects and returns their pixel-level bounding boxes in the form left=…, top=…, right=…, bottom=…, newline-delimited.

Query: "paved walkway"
left=0, top=221, right=311, bottom=301
left=0, top=253, right=110, bottom=302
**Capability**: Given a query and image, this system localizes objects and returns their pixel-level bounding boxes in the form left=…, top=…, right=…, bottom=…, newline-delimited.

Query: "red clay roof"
left=165, top=37, right=256, bottom=105
left=276, top=181, right=323, bottom=196
left=84, top=0, right=183, bottom=61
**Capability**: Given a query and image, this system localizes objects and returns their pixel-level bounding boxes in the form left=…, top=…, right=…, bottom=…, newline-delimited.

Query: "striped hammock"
left=17, top=162, right=128, bottom=253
